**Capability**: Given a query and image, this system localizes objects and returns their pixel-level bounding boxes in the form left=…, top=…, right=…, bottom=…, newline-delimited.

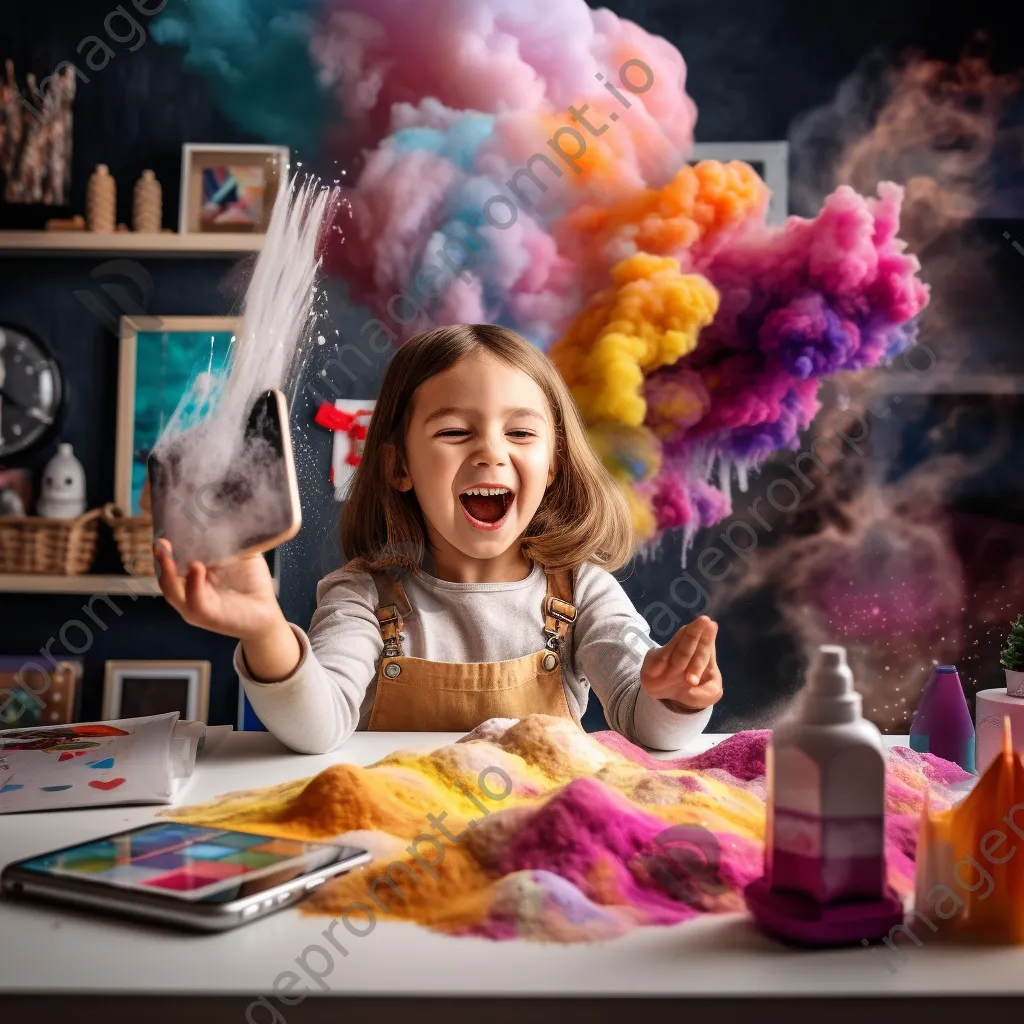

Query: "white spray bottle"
left=744, top=645, right=904, bottom=945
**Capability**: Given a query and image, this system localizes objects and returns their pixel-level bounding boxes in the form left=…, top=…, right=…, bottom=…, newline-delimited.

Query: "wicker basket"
left=0, top=508, right=102, bottom=575
left=102, top=503, right=155, bottom=576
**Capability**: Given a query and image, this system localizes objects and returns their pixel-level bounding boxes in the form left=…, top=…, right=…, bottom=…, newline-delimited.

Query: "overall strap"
left=543, top=568, right=577, bottom=652
left=371, top=571, right=412, bottom=659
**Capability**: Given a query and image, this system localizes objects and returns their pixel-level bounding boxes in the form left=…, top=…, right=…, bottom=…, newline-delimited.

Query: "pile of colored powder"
left=166, top=715, right=975, bottom=942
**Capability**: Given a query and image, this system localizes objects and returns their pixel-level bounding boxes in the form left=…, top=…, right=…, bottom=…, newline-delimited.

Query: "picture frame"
left=688, top=141, right=789, bottom=225
left=103, top=660, right=211, bottom=723
left=178, top=143, right=290, bottom=235
left=0, top=657, right=82, bottom=728
left=115, top=315, right=243, bottom=516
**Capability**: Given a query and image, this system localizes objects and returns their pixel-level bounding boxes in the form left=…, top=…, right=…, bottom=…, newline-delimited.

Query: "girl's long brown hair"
left=338, top=323, right=635, bottom=577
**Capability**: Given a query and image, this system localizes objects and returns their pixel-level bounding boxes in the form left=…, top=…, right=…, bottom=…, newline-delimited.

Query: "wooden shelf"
left=0, top=574, right=162, bottom=595
left=0, top=572, right=279, bottom=596
left=0, top=231, right=263, bottom=257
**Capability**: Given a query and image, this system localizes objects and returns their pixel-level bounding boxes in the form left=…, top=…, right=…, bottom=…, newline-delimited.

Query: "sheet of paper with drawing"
left=0, top=714, right=229, bottom=814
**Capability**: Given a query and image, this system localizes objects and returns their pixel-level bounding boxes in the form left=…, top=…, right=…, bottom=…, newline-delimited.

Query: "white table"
left=1, top=731, right=1019, bottom=1023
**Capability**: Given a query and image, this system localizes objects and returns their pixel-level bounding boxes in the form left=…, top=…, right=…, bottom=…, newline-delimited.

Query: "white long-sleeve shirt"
left=234, top=559, right=712, bottom=754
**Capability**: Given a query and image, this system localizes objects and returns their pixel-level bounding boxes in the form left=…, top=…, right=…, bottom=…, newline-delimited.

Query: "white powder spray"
left=151, top=174, right=341, bottom=566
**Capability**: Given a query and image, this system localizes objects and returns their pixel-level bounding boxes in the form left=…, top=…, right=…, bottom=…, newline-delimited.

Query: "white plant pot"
left=1006, top=669, right=1024, bottom=699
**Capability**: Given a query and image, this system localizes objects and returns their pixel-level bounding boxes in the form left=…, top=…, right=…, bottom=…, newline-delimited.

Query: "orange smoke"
left=557, top=160, right=769, bottom=289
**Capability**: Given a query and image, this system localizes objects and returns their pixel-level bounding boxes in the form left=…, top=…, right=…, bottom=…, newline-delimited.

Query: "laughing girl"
left=155, top=324, right=723, bottom=753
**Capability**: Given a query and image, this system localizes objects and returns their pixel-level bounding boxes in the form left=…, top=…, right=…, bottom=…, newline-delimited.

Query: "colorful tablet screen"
left=19, top=823, right=338, bottom=901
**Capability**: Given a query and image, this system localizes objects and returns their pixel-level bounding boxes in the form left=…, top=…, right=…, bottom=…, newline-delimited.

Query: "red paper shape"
left=314, top=402, right=371, bottom=467
left=88, top=778, right=127, bottom=791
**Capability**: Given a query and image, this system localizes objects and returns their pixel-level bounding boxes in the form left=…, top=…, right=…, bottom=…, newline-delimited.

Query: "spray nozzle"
left=813, top=644, right=851, bottom=686
left=800, top=644, right=861, bottom=724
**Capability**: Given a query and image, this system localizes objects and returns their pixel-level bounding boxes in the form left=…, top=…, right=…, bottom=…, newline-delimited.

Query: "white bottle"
left=37, top=443, right=87, bottom=519
left=764, top=645, right=887, bottom=903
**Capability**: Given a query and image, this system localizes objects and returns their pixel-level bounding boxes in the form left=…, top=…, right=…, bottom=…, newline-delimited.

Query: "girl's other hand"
left=153, top=539, right=285, bottom=642
left=640, top=615, right=724, bottom=712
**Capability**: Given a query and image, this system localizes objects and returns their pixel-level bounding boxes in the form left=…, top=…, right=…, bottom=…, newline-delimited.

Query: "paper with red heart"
left=0, top=713, right=181, bottom=813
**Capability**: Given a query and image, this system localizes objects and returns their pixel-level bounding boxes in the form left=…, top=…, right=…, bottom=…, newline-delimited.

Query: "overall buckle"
left=377, top=604, right=404, bottom=658
left=376, top=605, right=400, bottom=627
left=382, top=636, right=404, bottom=658
left=548, top=603, right=577, bottom=625
left=544, top=600, right=576, bottom=650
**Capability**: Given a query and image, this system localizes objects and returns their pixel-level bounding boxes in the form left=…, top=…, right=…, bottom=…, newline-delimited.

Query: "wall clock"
left=0, top=325, right=64, bottom=458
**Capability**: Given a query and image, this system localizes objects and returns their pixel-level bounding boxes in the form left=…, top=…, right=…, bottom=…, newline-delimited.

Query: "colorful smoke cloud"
left=309, top=0, right=929, bottom=548
left=700, top=48, right=1024, bottom=731
left=152, top=0, right=932, bottom=551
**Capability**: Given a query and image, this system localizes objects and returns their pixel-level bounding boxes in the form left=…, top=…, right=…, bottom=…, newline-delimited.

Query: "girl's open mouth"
left=459, top=487, right=515, bottom=531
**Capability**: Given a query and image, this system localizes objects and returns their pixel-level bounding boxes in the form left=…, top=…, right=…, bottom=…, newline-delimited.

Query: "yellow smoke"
left=549, top=251, right=719, bottom=427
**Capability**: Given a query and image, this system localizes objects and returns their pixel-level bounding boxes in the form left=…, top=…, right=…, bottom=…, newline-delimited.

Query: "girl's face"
left=394, top=349, right=556, bottom=568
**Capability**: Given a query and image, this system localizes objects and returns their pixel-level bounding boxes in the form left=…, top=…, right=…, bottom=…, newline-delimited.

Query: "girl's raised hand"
left=153, top=539, right=286, bottom=641
left=640, top=615, right=724, bottom=712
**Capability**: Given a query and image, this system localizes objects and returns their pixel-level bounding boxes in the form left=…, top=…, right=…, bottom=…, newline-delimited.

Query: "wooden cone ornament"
left=132, top=170, right=162, bottom=233
left=86, top=164, right=116, bottom=233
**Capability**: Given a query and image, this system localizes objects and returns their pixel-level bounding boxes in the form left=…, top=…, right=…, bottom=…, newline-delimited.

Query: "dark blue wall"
left=1, top=0, right=1019, bottom=730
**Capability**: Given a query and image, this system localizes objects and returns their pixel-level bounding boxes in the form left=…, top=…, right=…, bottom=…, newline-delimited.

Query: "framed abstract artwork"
left=178, top=144, right=289, bottom=235
left=115, top=316, right=243, bottom=516
left=103, top=660, right=211, bottom=723
left=0, top=657, right=82, bottom=728
left=689, top=141, right=789, bottom=225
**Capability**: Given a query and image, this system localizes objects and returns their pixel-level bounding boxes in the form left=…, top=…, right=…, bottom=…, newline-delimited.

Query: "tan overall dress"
left=366, top=567, right=582, bottom=732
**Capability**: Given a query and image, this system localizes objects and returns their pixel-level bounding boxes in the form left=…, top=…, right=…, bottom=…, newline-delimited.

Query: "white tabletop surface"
left=1, top=730, right=1019, bottom=999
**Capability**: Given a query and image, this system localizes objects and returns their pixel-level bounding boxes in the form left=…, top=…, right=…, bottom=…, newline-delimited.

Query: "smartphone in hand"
left=148, top=388, right=301, bottom=567
left=1, top=822, right=369, bottom=932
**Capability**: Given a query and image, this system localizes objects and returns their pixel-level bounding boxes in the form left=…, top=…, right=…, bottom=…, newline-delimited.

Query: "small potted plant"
left=1001, top=614, right=1024, bottom=698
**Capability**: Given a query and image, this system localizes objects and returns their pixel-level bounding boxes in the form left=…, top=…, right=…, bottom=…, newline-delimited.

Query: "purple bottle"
left=909, top=664, right=976, bottom=773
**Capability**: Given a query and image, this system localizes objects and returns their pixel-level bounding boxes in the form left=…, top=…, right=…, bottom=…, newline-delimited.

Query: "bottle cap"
left=800, top=644, right=862, bottom=725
